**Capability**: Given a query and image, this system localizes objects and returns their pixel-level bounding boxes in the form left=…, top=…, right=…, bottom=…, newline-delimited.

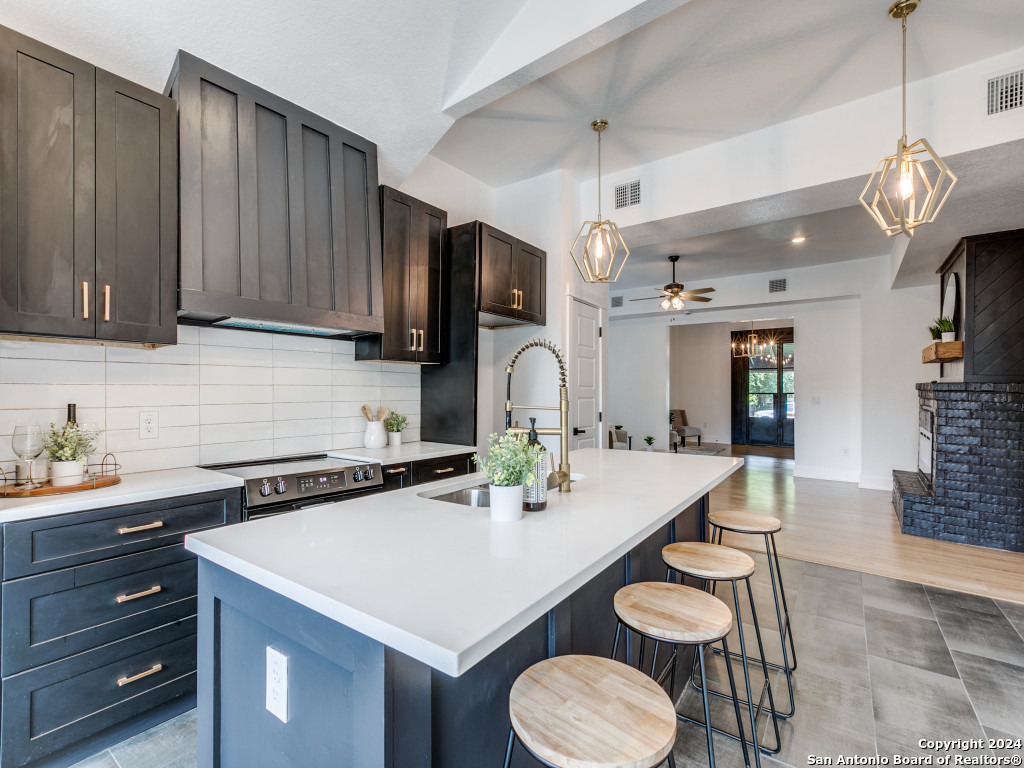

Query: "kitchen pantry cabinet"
left=478, top=222, right=545, bottom=327
left=0, top=25, right=178, bottom=344
left=169, top=52, right=384, bottom=335
left=355, top=186, right=447, bottom=363
left=0, top=489, right=241, bottom=768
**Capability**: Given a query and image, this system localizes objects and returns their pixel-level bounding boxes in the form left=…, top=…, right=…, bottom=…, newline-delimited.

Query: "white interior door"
left=570, top=299, right=601, bottom=450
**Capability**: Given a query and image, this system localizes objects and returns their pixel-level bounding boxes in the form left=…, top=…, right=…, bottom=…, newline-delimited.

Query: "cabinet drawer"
left=3, top=489, right=240, bottom=579
left=1, top=617, right=197, bottom=768
left=413, top=454, right=472, bottom=485
left=2, top=545, right=197, bottom=676
left=381, top=462, right=413, bottom=491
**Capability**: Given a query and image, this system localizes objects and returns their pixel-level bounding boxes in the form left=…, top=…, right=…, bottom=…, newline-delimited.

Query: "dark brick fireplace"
left=893, top=382, right=1024, bottom=552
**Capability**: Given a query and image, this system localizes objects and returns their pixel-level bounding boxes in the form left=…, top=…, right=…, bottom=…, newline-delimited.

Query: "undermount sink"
left=430, top=484, right=490, bottom=507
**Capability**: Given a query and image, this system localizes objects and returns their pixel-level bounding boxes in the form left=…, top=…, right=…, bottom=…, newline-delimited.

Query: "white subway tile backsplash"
left=0, top=326, right=420, bottom=474
left=200, top=365, right=273, bottom=386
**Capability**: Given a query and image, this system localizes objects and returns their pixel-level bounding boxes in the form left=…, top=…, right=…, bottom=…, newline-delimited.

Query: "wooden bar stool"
left=503, top=655, right=677, bottom=768
left=612, top=582, right=750, bottom=768
left=706, top=510, right=796, bottom=717
left=662, top=542, right=781, bottom=765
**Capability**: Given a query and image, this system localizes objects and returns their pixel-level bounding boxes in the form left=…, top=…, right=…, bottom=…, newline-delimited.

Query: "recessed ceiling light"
left=791, top=236, right=806, bottom=243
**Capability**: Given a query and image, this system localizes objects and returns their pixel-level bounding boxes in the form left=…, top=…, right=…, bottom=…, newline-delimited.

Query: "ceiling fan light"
left=660, top=298, right=671, bottom=310
left=671, top=296, right=684, bottom=310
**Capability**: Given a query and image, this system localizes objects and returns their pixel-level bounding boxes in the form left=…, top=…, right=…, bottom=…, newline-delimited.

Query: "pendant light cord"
left=597, top=128, right=602, bottom=221
left=901, top=14, right=907, bottom=141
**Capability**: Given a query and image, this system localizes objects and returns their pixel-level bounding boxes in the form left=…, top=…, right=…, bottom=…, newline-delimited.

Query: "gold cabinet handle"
left=116, top=585, right=162, bottom=604
left=410, top=328, right=417, bottom=351
left=104, top=284, right=111, bottom=321
left=117, top=663, right=163, bottom=687
left=117, top=520, right=164, bottom=535
left=519, top=289, right=524, bottom=309
left=82, top=281, right=89, bottom=319
left=385, top=467, right=407, bottom=474
left=418, top=329, right=424, bottom=352
left=433, top=467, right=455, bottom=475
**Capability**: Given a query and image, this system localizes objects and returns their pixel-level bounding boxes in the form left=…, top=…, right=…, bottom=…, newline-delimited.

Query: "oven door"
left=243, top=486, right=384, bottom=521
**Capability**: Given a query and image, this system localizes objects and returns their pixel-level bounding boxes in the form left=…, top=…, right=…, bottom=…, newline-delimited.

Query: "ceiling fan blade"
left=682, top=295, right=713, bottom=303
left=628, top=296, right=663, bottom=302
left=684, top=287, right=716, bottom=294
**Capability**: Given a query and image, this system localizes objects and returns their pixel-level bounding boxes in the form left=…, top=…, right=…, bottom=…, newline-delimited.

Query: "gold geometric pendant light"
left=570, top=120, right=630, bottom=282
left=859, top=0, right=957, bottom=238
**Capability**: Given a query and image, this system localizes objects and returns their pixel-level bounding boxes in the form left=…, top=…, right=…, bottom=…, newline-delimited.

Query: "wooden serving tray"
left=2, top=474, right=121, bottom=498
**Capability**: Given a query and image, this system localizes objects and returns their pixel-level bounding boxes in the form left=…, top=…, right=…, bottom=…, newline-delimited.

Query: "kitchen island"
left=185, top=448, right=742, bottom=768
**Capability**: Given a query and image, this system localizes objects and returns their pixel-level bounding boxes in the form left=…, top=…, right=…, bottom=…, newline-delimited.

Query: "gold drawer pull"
left=386, top=467, right=407, bottom=474
left=82, top=281, right=90, bottom=319
left=117, top=520, right=164, bottom=535
left=116, top=585, right=162, bottom=604
left=117, top=663, right=163, bottom=687
left=433, top=467, right=455, bottom=475
left=104, top=284, right=111, bottom=322
left=410, top=328, right=417, bottom=351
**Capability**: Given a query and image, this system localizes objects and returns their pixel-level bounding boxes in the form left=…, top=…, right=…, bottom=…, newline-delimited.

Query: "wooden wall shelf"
left=922, top=341, right=964, bottom=363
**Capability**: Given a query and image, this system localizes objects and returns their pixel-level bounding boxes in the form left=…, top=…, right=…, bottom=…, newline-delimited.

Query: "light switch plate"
left=266, top=646, right=288, bottom=723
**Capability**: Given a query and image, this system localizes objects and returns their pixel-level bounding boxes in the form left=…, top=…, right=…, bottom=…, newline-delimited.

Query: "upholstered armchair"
left=669, top=409, right=701, bottom=449
left=608, top=428, right=632, bottom=450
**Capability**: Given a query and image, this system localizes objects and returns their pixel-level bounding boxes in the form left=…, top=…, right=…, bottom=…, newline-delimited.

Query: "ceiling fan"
left=629, top=255, right=715, bottom=310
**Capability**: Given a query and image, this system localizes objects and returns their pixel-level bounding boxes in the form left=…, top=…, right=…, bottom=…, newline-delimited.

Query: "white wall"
left=0, top=328, right=420, bottom=475
left=609, top=255, right=940, bottom=487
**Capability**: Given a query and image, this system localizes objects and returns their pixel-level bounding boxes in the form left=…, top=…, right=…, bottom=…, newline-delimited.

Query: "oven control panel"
left=297, top=472, right=347, bottom=494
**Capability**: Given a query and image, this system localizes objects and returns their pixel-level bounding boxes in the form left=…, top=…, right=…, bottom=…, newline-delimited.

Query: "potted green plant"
left=644, top=435, right=655, bottom=452
left=936, top=316, right=955, bottom=343
left=44, top=422, right=98, bottom=487
left=383, top=411, right=407, bottom=446
left=928, top=324, right=941, bottom=341
left=473, top=431, right=545, bottom=522
left=614, top=424, right=623, bottom=430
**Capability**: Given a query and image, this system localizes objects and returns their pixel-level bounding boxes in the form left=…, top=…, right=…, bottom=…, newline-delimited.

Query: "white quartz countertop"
left=185, top=448, right=742, bottom=677
left=328, top=441, right=474, bottom=466
left=0, top=467, right=243, bottom=524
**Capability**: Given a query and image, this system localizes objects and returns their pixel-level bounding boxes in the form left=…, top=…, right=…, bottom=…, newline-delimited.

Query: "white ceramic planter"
left=646, top=446, right=653, bottom=452
left=388, top=431, right=403, bottom=446
left=50, top=460, right=84, bottom=487
left=941, top=332, right=955, bottom=343
left=364, top=421, right=387, bottom=449
left=489, top=484, right=524, bottom=522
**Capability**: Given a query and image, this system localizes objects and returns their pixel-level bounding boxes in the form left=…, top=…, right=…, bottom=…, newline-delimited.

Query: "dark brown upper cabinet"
left=168, top=52, right=383, bottom=336
left=0, top=26, right=177, bottom=344
left=355, top=186, right=447, bottom=364
left=478, top=223, right=545, bottom=327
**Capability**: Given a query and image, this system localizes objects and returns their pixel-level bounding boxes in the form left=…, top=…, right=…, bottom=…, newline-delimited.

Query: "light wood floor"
left=708, top=446, right=1024, bottom=605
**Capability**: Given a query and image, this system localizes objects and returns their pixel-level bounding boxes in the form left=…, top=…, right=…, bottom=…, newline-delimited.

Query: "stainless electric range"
left=203, top=454, right=384, bottom=520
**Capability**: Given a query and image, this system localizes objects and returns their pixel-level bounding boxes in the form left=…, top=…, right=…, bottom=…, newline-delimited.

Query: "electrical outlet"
left=266, top=646, right=288, bottom=723
left=139, top=411, right=159, bottom=440
left=841, top=447, right=850, bottom=457
left=703, top=422, right=708, bottom=428
left=810, top=395, right=821, bottom=406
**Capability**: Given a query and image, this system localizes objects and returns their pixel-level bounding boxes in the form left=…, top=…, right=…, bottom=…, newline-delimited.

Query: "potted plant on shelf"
left=928, top=324, right=941, bottom=341
left=44, top=421, right=98, bottom=487
left=473, top=431, right=544, bottom=522
left=384, top=411, right=407, bottom=446
left=936, top=316, right=956, bottom=342
left=644, top=436, right=655, bottom=452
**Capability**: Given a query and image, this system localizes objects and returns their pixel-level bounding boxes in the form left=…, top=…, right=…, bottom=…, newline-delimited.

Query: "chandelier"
left=570, top=120, right=630, bottom=283
left=732, top=323, right=762, bottom=359
left=859, top=0, right=957, bottom=238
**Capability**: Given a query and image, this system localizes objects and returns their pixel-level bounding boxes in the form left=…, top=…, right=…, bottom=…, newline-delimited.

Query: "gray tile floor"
left=72, top=555, right=1024, bottom=768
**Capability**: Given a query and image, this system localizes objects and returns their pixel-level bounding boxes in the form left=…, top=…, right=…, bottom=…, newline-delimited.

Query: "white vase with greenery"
left=384, top=411, right=407, bottom=446
left=44, top=422, right=98, bottom=487
left=473, top=431, right=545, bottom=522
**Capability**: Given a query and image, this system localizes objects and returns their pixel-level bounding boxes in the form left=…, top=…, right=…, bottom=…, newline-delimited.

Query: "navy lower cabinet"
left=196, top=496, right=704, bottom=768
left=0, top=488, right=241, bottom=768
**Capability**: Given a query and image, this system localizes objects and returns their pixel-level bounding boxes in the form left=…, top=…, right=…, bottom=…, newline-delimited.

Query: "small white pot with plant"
left=936, top=315, right=956, bottom=343
left=473, top=431, right=545, bottom=522
left=384, top=411, right=407, bottom=446
left=644, top=435, right=655, bottom=452
left=44, top=422, right=98, bottom=487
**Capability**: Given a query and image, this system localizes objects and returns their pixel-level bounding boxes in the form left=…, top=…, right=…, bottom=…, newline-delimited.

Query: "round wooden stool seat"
left=509, top=655, right=676, bottom=768
left=614, top=582, right=732, bottom=644
left=663, top=542, right=755, bottom=580
left=707, top=509, right=782, bottom=534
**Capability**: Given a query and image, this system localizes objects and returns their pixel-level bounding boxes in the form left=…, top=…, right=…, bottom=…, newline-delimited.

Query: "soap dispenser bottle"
left=523, top=417, right=548, bottom=512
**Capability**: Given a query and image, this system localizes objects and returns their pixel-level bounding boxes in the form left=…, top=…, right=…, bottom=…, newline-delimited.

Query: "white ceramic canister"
left=364, top=421, right=387, bottom=449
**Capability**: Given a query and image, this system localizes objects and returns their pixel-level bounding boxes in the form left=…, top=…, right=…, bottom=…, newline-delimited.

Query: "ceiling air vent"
left=988, top=69, right=1023, bottom=115
left=611, top=295, right=624, bottom=308
left=614, top=179, right=641, bottom=209
left=769, top=278, right=787, bottom=293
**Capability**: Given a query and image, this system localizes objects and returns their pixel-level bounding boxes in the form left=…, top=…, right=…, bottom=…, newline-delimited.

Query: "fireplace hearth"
left=893, top=382, right=1024, bottom=552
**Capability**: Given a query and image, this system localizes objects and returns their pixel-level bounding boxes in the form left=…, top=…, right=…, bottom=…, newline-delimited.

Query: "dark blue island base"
left=197, top=498, right=706, bottom=768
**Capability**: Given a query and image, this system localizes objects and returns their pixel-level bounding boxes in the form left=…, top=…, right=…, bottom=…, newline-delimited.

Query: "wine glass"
left=80, top=422, right=99, bottom=480
left=12, top=425, right=44, bottom=489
